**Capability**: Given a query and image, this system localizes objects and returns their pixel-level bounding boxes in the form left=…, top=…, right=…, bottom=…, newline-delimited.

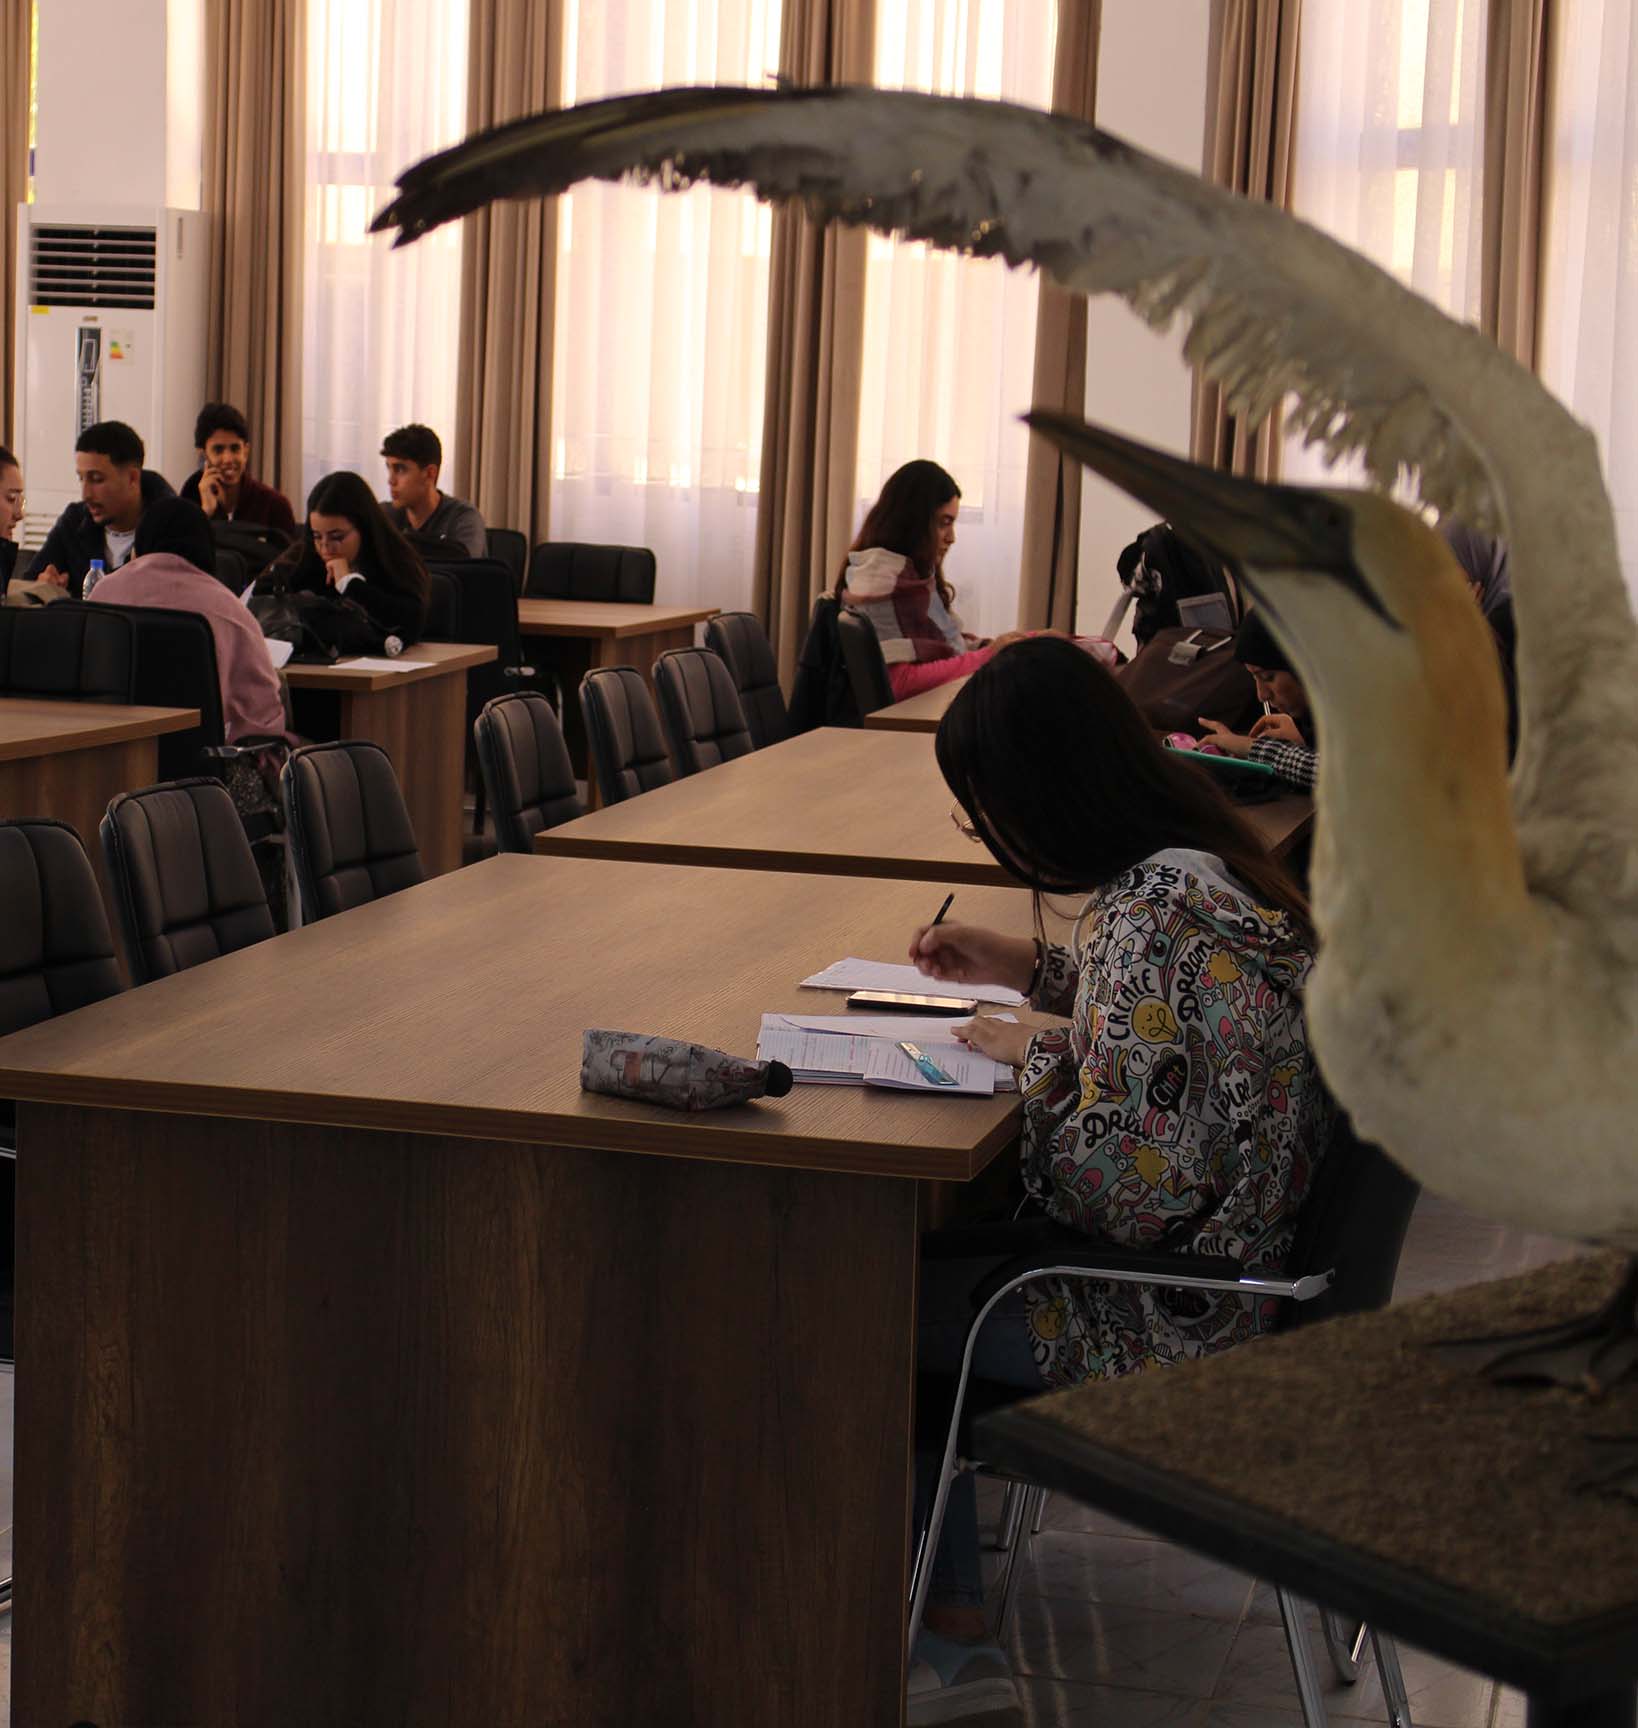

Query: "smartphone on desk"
left=846, top=989, right=978, bottom=1015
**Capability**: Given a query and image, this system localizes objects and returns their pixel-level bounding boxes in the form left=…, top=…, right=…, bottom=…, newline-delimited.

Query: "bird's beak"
left=1024, top=409, right=1398, bottom=629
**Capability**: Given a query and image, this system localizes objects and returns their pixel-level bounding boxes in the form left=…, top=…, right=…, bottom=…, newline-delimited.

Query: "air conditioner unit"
left=11, top=204, right=208, bottom=556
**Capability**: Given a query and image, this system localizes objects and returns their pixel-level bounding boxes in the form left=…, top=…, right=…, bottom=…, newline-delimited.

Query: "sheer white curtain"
left=302, top=0, right=469, bottom=501
left=1284, top=0, right=1487, bottom=488
left=548, top=0, right=781, bottom=609
left=853, top=0, right=1056, bottom=638
left=1539, top=0, right=1638, bottom=603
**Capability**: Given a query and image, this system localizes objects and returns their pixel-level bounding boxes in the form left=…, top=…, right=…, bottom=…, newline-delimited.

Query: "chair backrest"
left=0, top=820, right=123, bottom=1037
left=99, top=778, right=276, bottom=984
left=486, top=527, right=528, bottom=594
left=280, top=741, right=425, bottom=921
left=578, top=667, right=673, bottom=805
left=473, top=692, right=583, bottom=853
left=654, top=647, right=755, bottom=776
left=211, top=519, right=293, bottom=578
left=212, top=545, right=250, bottom=596
left=704, top=612, right=788, bottom=750
left=435, top=557, right=528, bottom=721
left=0, top=601, right=136, bottom=703
left=100, top=603, right=227, bottom=776
left=1284, top=1104, right=1421, bottom=1328
left=527, top=542, right=657, bottom=604
left=424, top=568, right=462, bottom=640
left=836, top=605, right=895, bottom=718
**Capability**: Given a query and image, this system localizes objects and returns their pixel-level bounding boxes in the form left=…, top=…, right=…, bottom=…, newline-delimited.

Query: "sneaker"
left=906, top=1631, right=1025, bottom=1725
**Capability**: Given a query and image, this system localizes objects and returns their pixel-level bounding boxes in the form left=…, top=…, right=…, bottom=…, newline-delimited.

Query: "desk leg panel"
left=338, top=679, right=467, bottom=877
left=15, top=1104, right=917, bottom=1728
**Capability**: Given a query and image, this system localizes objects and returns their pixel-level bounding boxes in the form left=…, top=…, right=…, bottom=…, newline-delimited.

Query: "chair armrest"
left=199, top=744, right=248, bottom=761
left=504, top=662, right=537, bottom=680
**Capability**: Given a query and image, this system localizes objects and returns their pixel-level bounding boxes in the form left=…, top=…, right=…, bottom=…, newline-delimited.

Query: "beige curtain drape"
left=1, top=0, right=30, bottom=450
left=751, top=0, right=875, bottom=688
left=1481, top=0, right=1550, bottom=369
left=1015, top=0, right=1100, bottom=632
left=454, top=0, right=562, bottom=547
left=202, top=0, right=306, bottom=502
left=1190, top=0, right=1302, bottom=479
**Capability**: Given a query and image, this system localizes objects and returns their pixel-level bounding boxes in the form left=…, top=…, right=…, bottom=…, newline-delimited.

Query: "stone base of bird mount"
left=1433, top=1256, right=1638, bottom=1501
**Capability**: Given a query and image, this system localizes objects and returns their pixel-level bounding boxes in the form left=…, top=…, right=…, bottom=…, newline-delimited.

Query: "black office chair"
left=0, top=818, right=126, bottom=1380
left=100, top=779, right=277, bottom=984
left=0, top=601, right=136, bottom=702
left=424, top=568, right=462, bottom=639
left=212, top=545, right=251, bottom=596
left=281, top=741, right=425, bottom=921
left=835, top=605, right=895, bottom=718
left=578, top=667, right=673, bottom=805
left=527, top=541, right=657, bottom=604
left=473, top=693, right=584, bottom=854
left=912, top=1107, right=1420, bottom=1728
left=653, top=648, right=755, bottom=777
left=704, top=612, right=789, bottom=750
left=486, top=527, right=528, bottom=594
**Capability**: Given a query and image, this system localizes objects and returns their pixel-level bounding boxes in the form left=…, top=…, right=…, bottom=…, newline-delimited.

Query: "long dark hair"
left=286, top=470, right=428, bottom=605
left=936, top=638, right=1312, bottom=937
left=837, top=459, right=961, bottom=609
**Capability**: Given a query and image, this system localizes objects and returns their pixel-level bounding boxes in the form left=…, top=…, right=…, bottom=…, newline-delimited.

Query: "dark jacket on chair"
left=25, top=469, right=177, bottom=595
left=787, top=596, right=862, bottom=731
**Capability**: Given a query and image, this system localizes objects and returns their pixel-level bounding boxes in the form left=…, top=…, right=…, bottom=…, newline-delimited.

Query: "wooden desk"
left=976, top=1253, right=1638, bottom=1720
left=0, top=855, right=1043, bottom=1726
left=0, top=695, right=201, bottom=933
left=863, top=674, right=969, bottom=733
left=537, top=725, right=1314, bottom=880
left=283, top=641, right=496, bottom=875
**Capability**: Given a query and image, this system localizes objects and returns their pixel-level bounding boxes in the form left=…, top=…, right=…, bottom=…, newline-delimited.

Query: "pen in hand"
left=930, top=892, right=955, bottom=928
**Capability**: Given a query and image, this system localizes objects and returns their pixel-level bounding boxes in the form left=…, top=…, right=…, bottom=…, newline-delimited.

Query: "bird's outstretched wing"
left=375, top=84, right=1600, bottom=547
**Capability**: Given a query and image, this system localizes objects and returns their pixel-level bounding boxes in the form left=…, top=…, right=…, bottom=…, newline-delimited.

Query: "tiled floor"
left=0, top=1195, right=1581, bottom=1725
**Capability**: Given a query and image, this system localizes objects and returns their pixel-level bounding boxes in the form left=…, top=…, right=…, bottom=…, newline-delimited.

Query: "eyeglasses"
left=312, top=528, right=356, bottom=550
left=949, top=804, right=982, bottom=843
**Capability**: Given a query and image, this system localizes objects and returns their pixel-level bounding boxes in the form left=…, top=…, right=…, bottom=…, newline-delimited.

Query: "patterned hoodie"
left=1016, top=848, right=1327, bottom=1387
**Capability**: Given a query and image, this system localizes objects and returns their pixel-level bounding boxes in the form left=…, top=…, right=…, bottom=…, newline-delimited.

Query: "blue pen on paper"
left=899, top=1039, right=957, bottom=1087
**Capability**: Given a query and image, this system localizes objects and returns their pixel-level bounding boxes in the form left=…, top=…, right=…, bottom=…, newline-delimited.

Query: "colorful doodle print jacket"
left=1018, top=848, right=1326, bottom=1388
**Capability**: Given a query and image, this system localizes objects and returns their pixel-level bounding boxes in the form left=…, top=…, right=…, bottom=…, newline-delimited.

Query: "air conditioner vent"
left=29, top=224, right=157, bottom=310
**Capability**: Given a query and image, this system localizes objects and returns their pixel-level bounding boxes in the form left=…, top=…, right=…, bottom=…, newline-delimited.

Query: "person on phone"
left=838, top=460, right=1026, bottom=702
left=267, top=471, right=429, bottom=642
left=179, top=403, right=297, bottom=533
left=1195, top=610, right=1317, bottom=791
left=900, top=638, right=1324, bottom=1717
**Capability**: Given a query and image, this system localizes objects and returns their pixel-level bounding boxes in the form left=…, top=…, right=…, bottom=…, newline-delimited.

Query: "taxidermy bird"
left=374, top=87, right=1638, bottom=1400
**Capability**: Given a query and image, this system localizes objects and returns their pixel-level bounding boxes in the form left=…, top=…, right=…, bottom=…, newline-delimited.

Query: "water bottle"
left=580, top=1030, right=794, bottom=1112
left=82, top=557, right=105, bottom=599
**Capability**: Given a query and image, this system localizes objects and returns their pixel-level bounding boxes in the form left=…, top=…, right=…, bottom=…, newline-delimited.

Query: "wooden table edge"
left=6, top=1080, right=1020, bottom=1184
left=281, top=643, right=497, bottom=692
left=515, top=606, right=721, bottom=640
left=974, top=1401, right=1638, bottom=1703
left=531, top=832, right=1011, bottom=886
left=861, top=710, right=937, bottom=732
left=0, top=704, right=201, bottom=761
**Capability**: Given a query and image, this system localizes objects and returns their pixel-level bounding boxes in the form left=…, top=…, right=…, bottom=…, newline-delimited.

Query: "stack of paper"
left=798, top=957, right=1026, bottom=1007
left=757, top=1014, right=1022, bottom=1095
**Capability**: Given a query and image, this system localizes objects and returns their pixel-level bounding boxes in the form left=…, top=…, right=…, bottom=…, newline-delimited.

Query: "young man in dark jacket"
left=179, top=401, right=297, bottom=533
left=25, top=420, right=174, bottom=596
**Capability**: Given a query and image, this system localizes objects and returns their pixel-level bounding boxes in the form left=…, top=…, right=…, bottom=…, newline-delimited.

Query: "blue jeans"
left=916, top=1254, right=1046, bottom=1612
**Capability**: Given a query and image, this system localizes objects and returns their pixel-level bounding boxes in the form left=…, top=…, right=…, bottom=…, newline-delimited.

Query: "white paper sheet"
left=762, top=1012, right=1019, bottom=1091
left=797, top=957, right=1026, bottom=1007
left=334, top=656, right=435, bottom=673
left=264, top=637, right=294, bottom=670
left=756, top=1018, right=996, bottom=1095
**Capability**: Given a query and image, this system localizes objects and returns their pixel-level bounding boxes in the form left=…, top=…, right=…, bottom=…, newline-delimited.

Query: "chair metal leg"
left=1277, top=1588, right=1331, bottom=1728
left=990, top=1483, right=1042, bottom=1642
left=1322, top=1610, right=1370, bottom=1684
left=1030, top=1488, right=1049, bottom=1535
left=991, top=1480, right=1024, bottom=1551
left=1371, top=1629, right=1413, bottom=1728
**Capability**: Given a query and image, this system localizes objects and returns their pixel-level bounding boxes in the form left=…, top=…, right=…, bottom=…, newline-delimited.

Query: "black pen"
left=930, top=892, right=955, bottom=928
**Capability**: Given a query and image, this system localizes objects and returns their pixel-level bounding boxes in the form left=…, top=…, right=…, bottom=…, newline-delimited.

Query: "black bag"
left=248, top=586, right=388, bottom=662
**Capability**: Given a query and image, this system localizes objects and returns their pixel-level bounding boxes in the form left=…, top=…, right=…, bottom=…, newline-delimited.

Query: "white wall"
left=1074, top=1, right=1211, bottom=641
left=34, top=0, right=203, bottom=210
